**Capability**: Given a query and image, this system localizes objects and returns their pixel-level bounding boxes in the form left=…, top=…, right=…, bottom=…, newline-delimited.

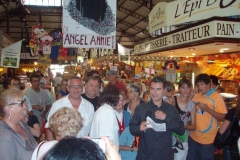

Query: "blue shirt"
left=119, top=127, right=137, bottom=160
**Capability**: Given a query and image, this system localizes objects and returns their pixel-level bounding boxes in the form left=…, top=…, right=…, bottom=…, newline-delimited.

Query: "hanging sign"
left=149, top=0, right=239, bottom=33
left=135, top=20, right=240, bottom=54
left=1, top=40, right=23, bottom=68
left=62, top=0, right=116, bottom=49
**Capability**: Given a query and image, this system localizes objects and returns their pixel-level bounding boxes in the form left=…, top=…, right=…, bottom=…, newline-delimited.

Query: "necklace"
left=179, top=95, right=188, bottom=103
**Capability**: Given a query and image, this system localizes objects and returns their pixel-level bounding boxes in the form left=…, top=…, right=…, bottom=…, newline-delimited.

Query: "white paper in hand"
left=146, top=116, right=166, bottom=132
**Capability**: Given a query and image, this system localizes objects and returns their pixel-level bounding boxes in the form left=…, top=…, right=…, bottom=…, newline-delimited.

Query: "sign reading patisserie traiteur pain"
left=134, top=21, right=240, bottom=54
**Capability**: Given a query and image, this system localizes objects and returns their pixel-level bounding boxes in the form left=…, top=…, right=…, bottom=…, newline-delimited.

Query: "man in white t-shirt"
left=53, top=73, right=62, bottom=94
left=46, top=76, right=94, bottom=140
left=53, top=73, right=62, bottom=87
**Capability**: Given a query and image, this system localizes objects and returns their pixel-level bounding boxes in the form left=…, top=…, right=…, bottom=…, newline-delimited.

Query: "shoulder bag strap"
left=36, top=141, right=46, bottom=160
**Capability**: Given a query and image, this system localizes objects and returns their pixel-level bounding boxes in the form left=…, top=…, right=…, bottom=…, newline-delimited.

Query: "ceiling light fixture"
left=220, top=48, right=230, bottom=50
left=189, top=48, right=195, bottom=50
left=219, top=50, right=224, bottom=53
left=192, top=53, right=195, bottom=56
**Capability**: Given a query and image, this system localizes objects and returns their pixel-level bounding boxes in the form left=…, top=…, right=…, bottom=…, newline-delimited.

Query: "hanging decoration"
left=145, top=62, right=155, bottom=78
left=162, top=60, right=180, bottom=83
left=29, top=25, right=54, bottom=57
left=50, top=30, right=63, bottom=59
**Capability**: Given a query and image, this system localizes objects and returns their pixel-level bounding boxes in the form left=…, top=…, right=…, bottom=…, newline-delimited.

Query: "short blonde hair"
left=49, top=107, right=83, bottom=138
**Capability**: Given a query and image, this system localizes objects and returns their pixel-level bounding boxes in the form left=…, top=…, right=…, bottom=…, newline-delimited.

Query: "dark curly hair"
left=195, top=73, right=211, bottom=85
left=209, top=75, right=219, bottom=86
left=98, top=84, right=119, bottom=107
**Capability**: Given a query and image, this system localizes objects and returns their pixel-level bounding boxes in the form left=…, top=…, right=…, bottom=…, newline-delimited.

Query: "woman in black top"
left=220, top=103, right=240, bottom=160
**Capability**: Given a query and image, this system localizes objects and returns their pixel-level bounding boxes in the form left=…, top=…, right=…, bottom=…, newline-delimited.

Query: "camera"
left=91, top=138, right=106, bottom=153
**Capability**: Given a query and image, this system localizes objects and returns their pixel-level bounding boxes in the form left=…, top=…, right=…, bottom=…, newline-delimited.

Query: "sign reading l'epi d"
left=134, top=20, right=240, bottom=54
left=149, top=0, right=239, bottom=33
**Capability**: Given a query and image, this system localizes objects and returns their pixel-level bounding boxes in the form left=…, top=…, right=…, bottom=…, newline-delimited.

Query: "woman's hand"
left=101, top=136, right=121, bottom=160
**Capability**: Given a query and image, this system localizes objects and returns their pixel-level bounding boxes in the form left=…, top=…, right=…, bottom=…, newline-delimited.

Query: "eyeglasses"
left=127, top=90, right=135, bottom=93
left=68, top=85, right=83, bottom=89
left=11, top=83, right=20, bottom=86
left=8, top=98, right=26, bottom=107
left=32, top=80, right=40, bottom=83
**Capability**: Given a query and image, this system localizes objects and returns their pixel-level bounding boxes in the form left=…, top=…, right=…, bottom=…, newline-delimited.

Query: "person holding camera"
left=90, top=84, right=120, bottom=148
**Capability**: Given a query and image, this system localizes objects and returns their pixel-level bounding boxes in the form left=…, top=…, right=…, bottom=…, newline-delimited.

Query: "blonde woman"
left=31, top=107, right=83, bottom=160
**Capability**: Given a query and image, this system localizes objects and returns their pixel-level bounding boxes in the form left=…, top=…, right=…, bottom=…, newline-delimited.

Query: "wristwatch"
left=130, top=146, right=134, bottom=152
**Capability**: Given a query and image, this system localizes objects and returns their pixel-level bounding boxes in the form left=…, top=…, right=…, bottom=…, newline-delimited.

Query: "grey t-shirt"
left=0, top=120, right=38, bottom=160
left=24, top=87, right=50, bottom=127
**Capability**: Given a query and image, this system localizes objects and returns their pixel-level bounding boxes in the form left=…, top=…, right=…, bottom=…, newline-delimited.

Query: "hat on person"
left=40, top=79, right=45, bottom=84
left=107, top=70, right=117, bottom=75
left=134, top=74, right=141, bottom=79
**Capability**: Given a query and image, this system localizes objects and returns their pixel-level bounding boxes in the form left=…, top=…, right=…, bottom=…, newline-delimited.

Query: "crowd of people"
left=0, top=70, right=239, bottom=160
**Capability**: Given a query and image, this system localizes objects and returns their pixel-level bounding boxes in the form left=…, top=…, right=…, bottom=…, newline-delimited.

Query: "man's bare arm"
left=46, top=128, right=55, bottom=141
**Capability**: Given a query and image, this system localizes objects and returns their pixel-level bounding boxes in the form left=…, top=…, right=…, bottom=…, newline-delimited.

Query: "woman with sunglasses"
left=0, top=88, right=38, bottom=160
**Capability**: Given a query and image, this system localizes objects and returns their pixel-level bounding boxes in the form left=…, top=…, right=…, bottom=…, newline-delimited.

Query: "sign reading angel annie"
left=162, top=60, right=180, bottom=83
left=63, top=0, right=116, bottom=49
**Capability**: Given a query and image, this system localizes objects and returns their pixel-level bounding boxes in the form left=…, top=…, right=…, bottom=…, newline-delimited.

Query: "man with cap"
left=134, top=74, right=147, bottom=99
left=107, top=70, right=127, bottom=94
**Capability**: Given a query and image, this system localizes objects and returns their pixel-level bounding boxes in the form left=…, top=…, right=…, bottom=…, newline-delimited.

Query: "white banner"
left=149, top=2, right=167, bottom=33
left=149, top=0, right=239, bottom=33
left=62, top=0, right=116, bottom=49
left=1, top=40, right=23, bottom=68
left=118, top=43, right=130, bottom=62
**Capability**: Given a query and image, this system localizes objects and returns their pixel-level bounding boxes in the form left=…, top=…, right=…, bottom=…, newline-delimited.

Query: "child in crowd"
left=119, top=109, right=138, bottom=160
left=163, top=81, right=176, bottom=106
left=114, top=91, right=131, bottom=135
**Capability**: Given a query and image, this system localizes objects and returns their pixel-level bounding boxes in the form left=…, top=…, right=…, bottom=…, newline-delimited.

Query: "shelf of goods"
left=205, top=59, right=240, bottom=80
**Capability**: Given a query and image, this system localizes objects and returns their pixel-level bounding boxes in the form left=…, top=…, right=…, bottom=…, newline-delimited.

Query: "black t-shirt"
left=27, top=114, right=39, bottom=140
left=27, top=114, right=39, bottom=127
left=225, top=108, right=240, bottom=145
left=225, top=108, right=236, bottom=122
left=82, top=93, right=99, bottom=111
